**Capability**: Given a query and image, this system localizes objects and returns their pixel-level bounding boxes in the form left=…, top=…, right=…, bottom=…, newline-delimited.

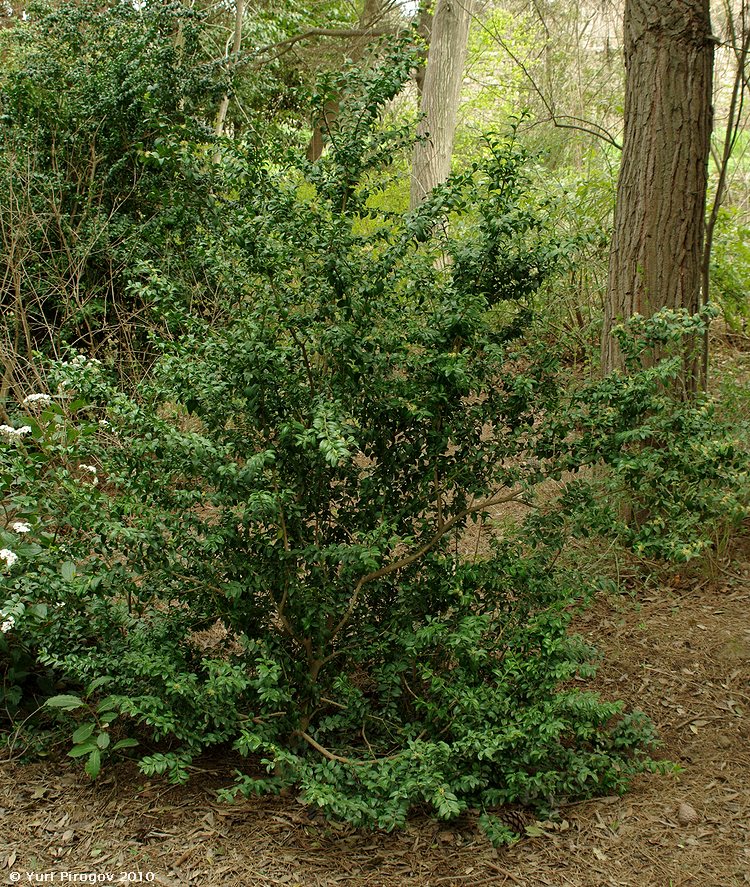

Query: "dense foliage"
left=1, top=0, right=748, bottom=845
left=0, top=2, right=222, bottom=359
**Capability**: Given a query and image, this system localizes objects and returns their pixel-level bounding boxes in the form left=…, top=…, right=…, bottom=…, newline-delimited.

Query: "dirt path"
left=2, top=547, right=749, bottom=887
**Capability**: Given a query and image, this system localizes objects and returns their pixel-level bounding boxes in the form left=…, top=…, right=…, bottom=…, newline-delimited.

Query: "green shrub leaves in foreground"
left=2, top=41, right=745, bottom=842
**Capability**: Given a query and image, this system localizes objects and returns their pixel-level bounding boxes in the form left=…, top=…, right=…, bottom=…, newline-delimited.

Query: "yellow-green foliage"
left=456, top=7, right=535, bottom=165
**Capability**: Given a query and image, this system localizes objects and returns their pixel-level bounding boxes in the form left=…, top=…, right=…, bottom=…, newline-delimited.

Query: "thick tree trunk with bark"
left=602, top=0, right=713, bottom=390
left=409, top=0, right=471, bottom=209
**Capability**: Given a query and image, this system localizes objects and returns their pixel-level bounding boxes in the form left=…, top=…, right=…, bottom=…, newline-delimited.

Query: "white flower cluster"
left=52, top=353, right=103, bottom=397
left=11, top=521, right=31, bottom=534
left=0, top=548, right=19, bottom=569
left=0, top=424, right=32, bottom=442
left=1, top=614, right=14, bottom=633
left=79, top=464, right=99, bottom=485
left=59, top=354, right=101, bottom=368
left=22, top=392, right=52, bottom=409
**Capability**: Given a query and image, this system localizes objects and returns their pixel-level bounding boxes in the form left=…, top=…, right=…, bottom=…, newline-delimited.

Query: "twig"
left=251, top=711, right=287, bottom=724
left=701, top=1, right=750, bottom=387
left=467, top=8, right=622, bottom=149
left=254, top=27, right=396, bottom=58
left=361, top=722, right=374, bottom=757
left=329, top=488, right=523, bottom=641
left=667, top=714, right=723, bottom=732
left=436, top=878, right=517, bottom=886
left=434, top=466, right=444, bottom=531
left=294, top=729, right=399, bottom=766
left=483, top=863, right=528, bottom=885
left=296, top=729, right=352, bottom=763
left=214, top=0, right=245, bottom=140
left=289, top=327, right=315, bottom=395
left=320, top=696, right=348, bottom=710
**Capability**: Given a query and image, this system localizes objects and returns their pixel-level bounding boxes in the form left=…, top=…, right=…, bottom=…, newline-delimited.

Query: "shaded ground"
left=1, top=536, right=748, bottom=887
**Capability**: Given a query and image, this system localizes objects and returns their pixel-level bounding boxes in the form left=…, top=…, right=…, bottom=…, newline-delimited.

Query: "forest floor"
left=2, top=344, right=750, bottom=887
left=1, top=536, right=749, bottom=887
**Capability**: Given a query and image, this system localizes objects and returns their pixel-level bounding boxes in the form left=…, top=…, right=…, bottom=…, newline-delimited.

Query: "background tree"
left=306, top=0, right=393, bottom=160
left=214, top=0, right=245, bottom=141
left=602, top=0, right=714, bottom=390
left=701, top=0, right=750, bottom=381
left=410, top=0, right=473, bottom=208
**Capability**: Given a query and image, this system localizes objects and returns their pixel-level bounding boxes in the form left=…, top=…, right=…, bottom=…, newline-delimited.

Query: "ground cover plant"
left=1, top=5, right=749, bottom=853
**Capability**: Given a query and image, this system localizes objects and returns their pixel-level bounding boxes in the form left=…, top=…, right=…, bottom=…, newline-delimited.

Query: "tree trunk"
left=409, top=0, right=472, bottom=209
left=307, top=0, right=387, bottom=162
left=602, top=0, right=713, bottom=391
left=701, top=3, right=750, bottom=388
left=414, top=2, right=434, bottom=99
left=214, top=0, right=245, bottom=141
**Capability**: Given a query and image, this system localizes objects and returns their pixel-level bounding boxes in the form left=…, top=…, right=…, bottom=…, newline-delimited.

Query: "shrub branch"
left=329, top=487, right=523, bottom=641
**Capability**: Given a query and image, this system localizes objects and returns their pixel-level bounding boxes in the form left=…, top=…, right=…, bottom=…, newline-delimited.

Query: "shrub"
left=0, top=0, right=224, bottom=367
left=0, top=40, right=694, bottom=841
left=710, top=207, right=750, bottom=333
left=545, top=309, right=750, bottom=562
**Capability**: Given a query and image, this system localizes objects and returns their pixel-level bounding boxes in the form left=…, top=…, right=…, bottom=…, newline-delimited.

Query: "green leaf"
left=112, top=738, right=139, bottom=751
left=85, top=749, right=102, bottom=779
left=71, top=723, right=95, bottom=744
left=45, top=694, right=84, bottom=711
left=97, top=694, right=119, bottom=713
left=87, top=675, right=113, bottom=696
left=68, top=741, right=98, bottom=758
left=96, top=732, right=111, bottom=750
left=60, top=561, right=77, bottom=582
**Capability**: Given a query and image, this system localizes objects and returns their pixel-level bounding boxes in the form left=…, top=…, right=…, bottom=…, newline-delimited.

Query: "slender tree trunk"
left=701, top=2, right=750, bottom=387
left=215, top=0, right=245, bottom=140
left=410, top=0, right=471, bottom=209
left=414, top=2, right=434, bottom=99
left=602, top=0, right=713, bottom=392
left=307, top=0, right=387, bottom=162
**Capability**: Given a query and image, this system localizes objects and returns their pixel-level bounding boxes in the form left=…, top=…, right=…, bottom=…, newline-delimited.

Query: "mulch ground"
left=1, top=540, right=749, bottom=887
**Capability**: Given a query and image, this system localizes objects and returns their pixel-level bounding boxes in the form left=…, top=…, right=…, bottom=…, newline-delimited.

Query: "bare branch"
left=468, top=7, right=622, bottom=150
left=294, top=729, right=400, bottom=765
left=295, top=729, right=355, bottom=763
left=701, top=0, right=750, bottom=385
left=215, top=0, right=245, bottom=140
left=254, top=27, right=396, bottom=59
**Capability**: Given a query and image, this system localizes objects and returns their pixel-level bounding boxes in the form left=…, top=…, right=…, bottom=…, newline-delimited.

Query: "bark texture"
left=414, top=3, right=434, bottom=99
left=602, top=0, right=713, bottom=387
left=409, top=0, right=471, bottom=209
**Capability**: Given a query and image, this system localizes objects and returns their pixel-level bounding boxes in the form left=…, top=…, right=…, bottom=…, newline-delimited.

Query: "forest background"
left=0, top=0, right=749, bottom=867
